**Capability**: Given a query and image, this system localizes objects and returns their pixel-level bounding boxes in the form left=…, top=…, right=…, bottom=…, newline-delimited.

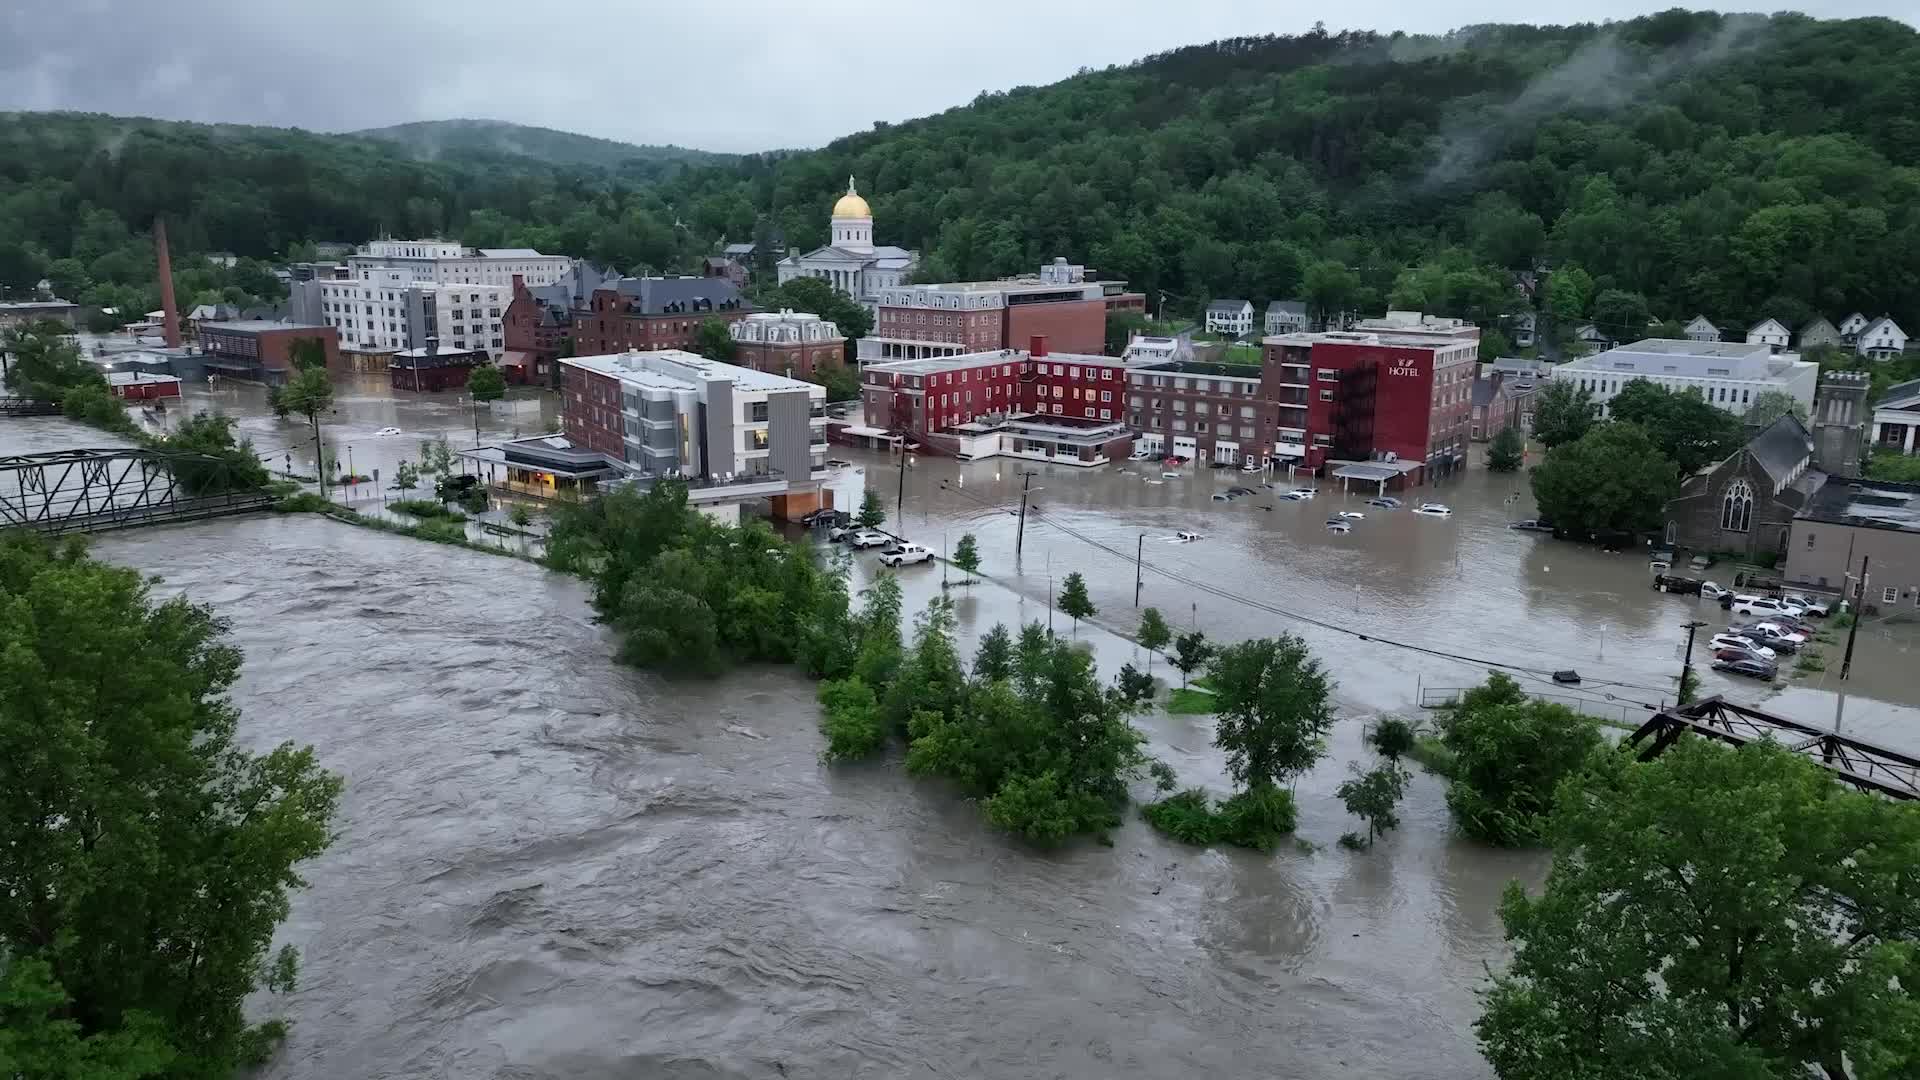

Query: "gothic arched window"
left=1721, top=479, right=1753, bottom=533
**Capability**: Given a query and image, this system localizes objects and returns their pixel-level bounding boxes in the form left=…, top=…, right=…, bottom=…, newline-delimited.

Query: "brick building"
left=1124, top=359, right=1284, bottom=467
left=571, top=277, right=751, bottom=356
left=859, top=259, right=1112, bottom=362
left=729, top=310, right=846, bottom=380
left=503, top=277, right=573, bottom=385
left=195, top=321, right=340, bottom=384
left=390, top=344, right=486, bottom=392
left=1666, top=415, right=1820, bottom=558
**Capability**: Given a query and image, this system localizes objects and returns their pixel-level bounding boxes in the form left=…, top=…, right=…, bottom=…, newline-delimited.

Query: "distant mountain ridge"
left=352, top=118, right=725, bottom=171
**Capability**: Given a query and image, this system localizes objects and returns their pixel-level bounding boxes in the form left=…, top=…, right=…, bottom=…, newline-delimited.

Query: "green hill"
left=352, top=118, right=724, bottom=172
left=4, top=10, right=1919, bottom=336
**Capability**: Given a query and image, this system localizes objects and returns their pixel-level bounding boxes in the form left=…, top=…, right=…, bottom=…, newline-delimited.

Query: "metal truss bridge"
left=0, top=447, right=274, bottom=536
left=1626, top=695, right=1920, bottom=800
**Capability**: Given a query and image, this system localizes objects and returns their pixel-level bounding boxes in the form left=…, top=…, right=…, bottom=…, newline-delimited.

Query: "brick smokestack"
left=154, top=218, right=181, bottom=347
left=1029, top=334, right=1048, bottom=358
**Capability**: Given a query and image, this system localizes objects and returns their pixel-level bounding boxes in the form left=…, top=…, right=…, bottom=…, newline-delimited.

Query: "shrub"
left=1141, top=788, right=1224, bottom=844
left=818, top=677, right=886, bottom=761
left=389, top=498, right=465, bottom=521
left=1338, top=832, right=1369, bottom=851
left=274, top=492, right=335, bottom=514
left=1441, top=674, right=1603, bottom=846
left=1214, top=784, right=1297, bottom=852
left=409, top=518, right=470, bottom=544
left=1368, top=716, right=1418, bottom=759
left=508, top=504, right=533, bottom=528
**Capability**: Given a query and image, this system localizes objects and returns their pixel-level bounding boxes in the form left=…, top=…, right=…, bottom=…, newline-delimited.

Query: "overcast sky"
left=3, top=1, right=1914, bottom=153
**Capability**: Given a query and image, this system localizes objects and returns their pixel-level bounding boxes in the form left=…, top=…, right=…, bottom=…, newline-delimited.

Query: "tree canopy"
left=1479, top=737, right=1920, bottom=1079
left=1530, top=421, right=1679, bottom=539
left=0, top=533, right=340, bottom=1076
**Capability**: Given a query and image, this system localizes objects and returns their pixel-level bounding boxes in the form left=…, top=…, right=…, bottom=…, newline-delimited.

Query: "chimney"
left=154, top=218, right=181, bottom=348
left=511, top=273, right=524, bottom=295
left=1029, top=334, right=1048, bottom=358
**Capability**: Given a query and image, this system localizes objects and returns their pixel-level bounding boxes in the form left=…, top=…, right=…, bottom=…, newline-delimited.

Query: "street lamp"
left=346, top=445, right=355, bottom=491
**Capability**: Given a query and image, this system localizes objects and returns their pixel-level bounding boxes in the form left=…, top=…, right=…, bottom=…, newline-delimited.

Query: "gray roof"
left=199, top=319, right=326, bottom=333
left=1798, top=478, right=1920, bottom=533
left=609, top=277, right=747, bottom=315
left=1472, top=378, right=1499, bottom=408
left=1207, top=299, right=1249, bottom=312
left=1265, top=299, right=1306, bottom=316
left=1861, top=316, right=1905, bottom=339
left=722, top=243, right=756, bottom=256
left=476, top=248, right=553, bottom=259
left=1881, top=378, right=1920, bottom=409
left=1746, top=414, right=1813, bottom=487
left=1800, top=316, right=1840, bottom=335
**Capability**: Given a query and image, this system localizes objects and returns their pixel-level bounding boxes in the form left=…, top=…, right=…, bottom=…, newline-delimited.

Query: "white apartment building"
left=318, top=269, right=510, bottom=357
left=348, top=239, right=570, bottom=288
left=1552, top=338, right=1819, bottom=419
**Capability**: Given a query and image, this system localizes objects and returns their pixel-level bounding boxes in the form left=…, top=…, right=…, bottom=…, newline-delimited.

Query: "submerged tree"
left=1057, top=571, right=1095, bottom=633
left=951, top=532, right=981, bottom=581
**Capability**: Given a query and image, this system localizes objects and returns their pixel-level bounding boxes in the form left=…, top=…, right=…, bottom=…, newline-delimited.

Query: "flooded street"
left=5, top=391, right=1918, bottom=1077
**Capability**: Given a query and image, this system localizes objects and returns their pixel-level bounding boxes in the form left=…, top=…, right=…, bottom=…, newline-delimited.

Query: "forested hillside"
left=3, top=10, right=1918, bottom=338
left=353, top=118, right=724, bottom=172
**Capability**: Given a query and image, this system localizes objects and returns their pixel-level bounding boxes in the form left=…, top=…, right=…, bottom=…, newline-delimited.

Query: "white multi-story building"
left=317, top=269, right=510, bottom=357
left=348, top=239, right=570, bottom=288
left=1552, top=339, right=1818, bottom=419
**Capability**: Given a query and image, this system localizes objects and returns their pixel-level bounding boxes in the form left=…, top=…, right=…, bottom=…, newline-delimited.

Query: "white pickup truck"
left=878, top=542, right=932, bottom=567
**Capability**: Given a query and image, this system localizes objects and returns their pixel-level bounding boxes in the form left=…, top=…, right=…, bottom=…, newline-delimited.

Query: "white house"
left=1746, top=318, right=1790, bottom=353
left=1872, top=378, right=1920, bottom=457
left=1857, top=317, right=1908, bottom=360
left=1838, top=312, right=1871, bottom=344
left=1573, top=323, right=1611, bottom=349
left=1684, top=315, right=1722, bottom=342
left=1506, top=310, right=1537, bottom=347
left=1552, top=338, right=1817, bottom=420
left=1206, top=299, right=1254, bottom=337
left=1263, top=299, right=1308, bottom=336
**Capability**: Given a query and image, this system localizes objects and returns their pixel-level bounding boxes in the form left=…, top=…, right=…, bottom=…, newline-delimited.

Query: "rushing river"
left=6, top=394, right=1916, bottom=1077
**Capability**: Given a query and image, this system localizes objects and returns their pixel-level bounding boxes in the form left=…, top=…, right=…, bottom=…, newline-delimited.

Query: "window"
left=1312, top=434, right=1332, bottom=447
left=1319, top=389, right=1334, bottom=402
left=1318, top=368, right=1338, bottom=382
left=1102, top=369, right=1112, bottom=380
left=1884, top=586, right=1900, bottom=605
left=1100, top=391, right=1111, bottom=403
left=1240, top=426, right=1255, bottom=438
left=1720, top=479, right=1753, bottom=532
left=1172, top=418, right=1187, bottom=432
left=1806, top=531, right=1816, bottom=549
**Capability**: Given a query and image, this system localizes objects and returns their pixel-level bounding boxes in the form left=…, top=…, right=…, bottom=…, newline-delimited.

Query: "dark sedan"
left=1713, top=657, right=1778, bottom=680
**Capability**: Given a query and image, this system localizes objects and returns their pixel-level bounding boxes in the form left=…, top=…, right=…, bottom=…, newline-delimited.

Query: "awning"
left=499, top=350, right=534, bottom=369
left=1331, top=461, right=1418, bottom=482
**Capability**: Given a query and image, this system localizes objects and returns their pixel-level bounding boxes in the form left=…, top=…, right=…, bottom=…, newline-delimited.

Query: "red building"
left=503, top=275, right=572, bottom=385
left=728, top=310, right=847, bottom=380
left=859, top=336, right=1132, bottom=440
left=196, top=320, right=341, bottom=384
left=389, top=345, right=486, bottom=392
left=860, top=259, right=1113, bottom=363
left=107, top=371, right=183, bottom=400
left=1265, top=321, right=1478, bottom=482
left=571, top=277, right=751, bottom=356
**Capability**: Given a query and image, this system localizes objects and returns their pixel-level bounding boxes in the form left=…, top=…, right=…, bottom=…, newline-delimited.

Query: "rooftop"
left=475, top=248, right=555, bottom=259
left=0, top=299, right=77, bottom=310
left=863, top=348, right=1135, bottom=377
left=1135, top=359, right=1263, bottom=379
left=1560, top=338, right=1810, bottom=380
left=564, top=349, right=818, bottom=394
left=1799, top=478, right=1920, bottom=534
left=199, top=320, right=325, bottom=333
left=1745, top=414, right=1814, bottom=486
left=604, top=276, right=747, bottom=315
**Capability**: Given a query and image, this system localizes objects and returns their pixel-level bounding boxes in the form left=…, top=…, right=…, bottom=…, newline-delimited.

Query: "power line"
left=935, top=477, right=1678, bottom=702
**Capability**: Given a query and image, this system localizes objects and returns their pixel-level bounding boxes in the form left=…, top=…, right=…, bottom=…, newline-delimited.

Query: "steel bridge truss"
left=0, top=448, right=273, bottom=536
left=1627, top=695, right=1920, bottom=800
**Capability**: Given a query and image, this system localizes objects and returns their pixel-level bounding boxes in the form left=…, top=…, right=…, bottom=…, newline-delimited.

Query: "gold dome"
left=832, top=176, right=871, bottom=219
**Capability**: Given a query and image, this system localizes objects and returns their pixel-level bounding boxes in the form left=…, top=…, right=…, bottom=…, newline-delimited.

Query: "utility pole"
left=896, top=449, right=911, bottom=524
left=1134, top=532, right=1145, bottom=607
left=1015, top=470, right=1036, bottom=557
left=1840, top=554, right=1869, bottom=680
left=1680, top=620, right=1706, bottom=706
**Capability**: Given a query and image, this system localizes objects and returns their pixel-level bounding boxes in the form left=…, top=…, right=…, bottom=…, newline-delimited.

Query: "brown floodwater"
left=4, top=392, right=1916, bottom=1078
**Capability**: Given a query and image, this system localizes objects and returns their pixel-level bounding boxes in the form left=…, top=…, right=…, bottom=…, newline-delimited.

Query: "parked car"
left=878, top=542, right=932, bottom=567
left=1227, top=486, right=1258, bottom=496
left=1652, top=574, right=1704, bottom=595
left=1413, top=503, right=1453, bottom=517
left=1286, top=487, right=1318, bottom=500
left=1700, top=581, right=1732, bottom=601
left=1240, top=460, right=1261, bottom=472
left=802, top=508, right=850, bottom=528
left=823, top=458, right=852, bottom=469
left=1211, top=492, right=1235, bottom=501
left=1714, top=657, right=1778, bottom=680
left=828, top=524, right=856, bottom=542
left=1128, top=449, right=1152, bottom=461
left=1783, top=594, right=1832, bottom=617
left=1709, top=634, right=1775, bottom=661
left=1507, top=518, right=1553, bottom=532
left=847, top=530, right=892, bottom=549
left=1730, top=595, right=1788, bottom=617
left=1334, top=510, right=1365, bottom=519
left=1325, top=520, right=1352, bottom=534
left=374, top=426, right=403, bottom=437
left=1727, top=625, right=1800, bottom=653
left=1367, top=496, right=1403, bottom=509
left=1175, top=530, right=1204, bottom=542
left=1160, top=471, right=1183, bottom=480
left=1750, top=620, right=1809, bottom=645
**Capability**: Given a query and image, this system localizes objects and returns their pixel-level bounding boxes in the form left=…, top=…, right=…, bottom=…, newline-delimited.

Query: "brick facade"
left=197, top=322, right=341, bottom=384
left=560, top=366, right=626, bottom=459
left=732, top=338, right=846, bottom=381
left=572, top=286, right=751, bottom=355
left=1125, top=362, right=1279, bottom=464
left=1006, top=297, right=1106, bottom=357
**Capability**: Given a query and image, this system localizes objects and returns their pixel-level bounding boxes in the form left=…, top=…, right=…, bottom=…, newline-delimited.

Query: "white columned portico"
left=1907, top=424, right=1917, bottom=455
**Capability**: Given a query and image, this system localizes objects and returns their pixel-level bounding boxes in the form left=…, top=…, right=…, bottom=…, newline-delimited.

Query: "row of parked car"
left=1707, top=600, right=1831, bottom=680
left=800, top=509, right=936, bottom=568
